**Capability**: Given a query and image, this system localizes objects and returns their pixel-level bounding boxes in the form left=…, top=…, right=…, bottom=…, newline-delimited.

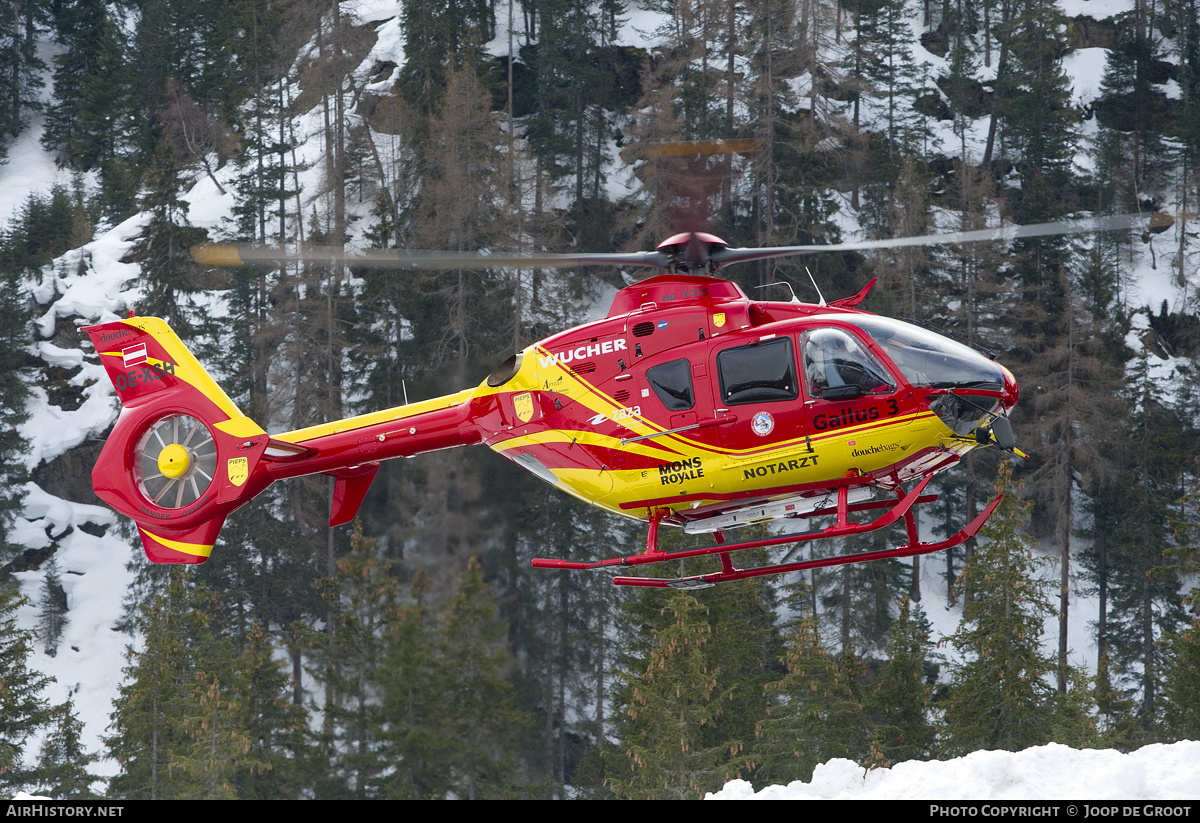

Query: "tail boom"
left=86, top=316, right=482, bottom=563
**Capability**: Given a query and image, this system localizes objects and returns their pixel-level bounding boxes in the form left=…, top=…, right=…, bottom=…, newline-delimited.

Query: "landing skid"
left=531, top=477, right=1002, bottom=589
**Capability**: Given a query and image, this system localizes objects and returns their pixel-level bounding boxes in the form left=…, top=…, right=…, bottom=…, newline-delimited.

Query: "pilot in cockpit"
left=805, top=328, right=892, bottom=395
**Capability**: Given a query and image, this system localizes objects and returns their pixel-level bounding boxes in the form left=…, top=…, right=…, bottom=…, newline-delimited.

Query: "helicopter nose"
left=1000, top=364, right=1019, bottom=410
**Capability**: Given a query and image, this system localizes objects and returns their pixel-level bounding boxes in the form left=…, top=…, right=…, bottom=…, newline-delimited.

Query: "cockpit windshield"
left=847, top=316, right=1004, bottom=391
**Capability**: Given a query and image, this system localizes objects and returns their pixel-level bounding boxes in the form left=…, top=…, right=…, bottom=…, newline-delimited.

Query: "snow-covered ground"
left=708, top=741, right=1200, bottom=800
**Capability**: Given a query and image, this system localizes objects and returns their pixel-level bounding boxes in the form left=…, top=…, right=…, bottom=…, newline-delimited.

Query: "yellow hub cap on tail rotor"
left=157, top=443, right=191, bottom=479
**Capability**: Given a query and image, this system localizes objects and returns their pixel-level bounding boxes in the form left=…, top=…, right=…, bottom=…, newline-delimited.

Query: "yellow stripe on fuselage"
left=273, top=389, right=476, bottom=444
left=498, top=405, right=963, bottom=520
left=483, top=345, right=973, bottom=519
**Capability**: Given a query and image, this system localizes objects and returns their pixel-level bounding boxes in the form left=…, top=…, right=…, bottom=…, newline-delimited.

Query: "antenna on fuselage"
left=805, top=267, right=827, bottom=307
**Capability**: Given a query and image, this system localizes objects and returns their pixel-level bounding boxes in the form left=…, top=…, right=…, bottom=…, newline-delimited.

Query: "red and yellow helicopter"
left=85, top=213, right=1145, bottom=589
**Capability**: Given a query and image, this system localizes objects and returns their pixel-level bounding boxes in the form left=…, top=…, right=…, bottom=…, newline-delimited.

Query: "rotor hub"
left=157, top=443, right=191, bottom=479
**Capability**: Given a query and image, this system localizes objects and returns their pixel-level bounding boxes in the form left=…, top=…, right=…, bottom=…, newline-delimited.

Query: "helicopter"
left=85, top=211, right=1151, bottom=589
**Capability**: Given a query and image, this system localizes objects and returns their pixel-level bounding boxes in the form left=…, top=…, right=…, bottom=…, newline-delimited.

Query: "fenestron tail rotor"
left=135, top=414, right=219, bottom=509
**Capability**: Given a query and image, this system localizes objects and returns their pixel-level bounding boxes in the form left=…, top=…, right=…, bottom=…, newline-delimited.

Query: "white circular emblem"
left=751, top=411, right=775, bottom=437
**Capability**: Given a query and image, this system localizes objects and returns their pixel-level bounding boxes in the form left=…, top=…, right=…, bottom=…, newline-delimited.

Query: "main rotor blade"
left=710, top=212, right=1152, bottom=268
left=191, top=244, right=672, bottom=271
left=192, top=212, right=1161, bottom=273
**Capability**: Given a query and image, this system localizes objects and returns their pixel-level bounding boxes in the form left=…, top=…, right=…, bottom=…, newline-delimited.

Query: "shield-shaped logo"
left=514, top=392, right=534, bottom=423
left=713, top=312, right=726, bottom=328
left=227, top=457, right=248, bottom=487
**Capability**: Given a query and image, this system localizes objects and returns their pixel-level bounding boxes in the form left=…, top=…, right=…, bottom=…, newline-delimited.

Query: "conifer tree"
left=171, top=673, right=251, bottom=800
left=1162, top=0, right=1200, bottom=288
left=42, top=0, right=127, bottom=170
left=607, top=589, right=740, bottom=799
left=34, top=698, right=99, bottom=799
left=107, top=572, right=228, bottom=799
left=696, top=572, right=783, bottom=780
left=1161, top=613, right=1200, bottom=741
left=1094, top=9, right=1171, bottom=193
left=225, top=623, right=313, bottom=800
left=166, top=619, right=310, bottom=800
left=853, top=0, right=929, bottom=159
left=941, top=462, right=1062, bottom=754
left=522, top=0, right=625, bottom=241
left=397, top=0, right=492, bottom=118
left=870, top=596, right=937, bottom=765
left=38, top=555, right=67, bottom=657
left=0, top=265, right=29, bottom=564
left=1086, top=351, right=1189, bottom=731
left=1158, top=475, right=1200, bottom=742
left=752, top=615, right=868, bottom=786
left=304, top=524, right=397, bottom=799
left=437, top=556, right=528, bottom=800
left=132, top=135, right=209, bottom=332
left=372, top=570, right=449, bottom=799
left=0, top=0, right=45, bottom=143
left=0, top=586, right=56, bottom=793
left=1091, top=648, right=1145, bottom=750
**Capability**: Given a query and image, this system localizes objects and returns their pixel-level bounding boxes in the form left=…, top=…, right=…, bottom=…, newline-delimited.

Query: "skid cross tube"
left=531, top=476, right=997, bottom=589
left=532, top=476, right=931, bottom=571
left=612, top=494, right=1003, bottom=588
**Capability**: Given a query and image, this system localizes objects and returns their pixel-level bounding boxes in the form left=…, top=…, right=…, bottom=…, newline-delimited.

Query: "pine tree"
left=0, top=586, right=56, bottom=793
left=34, top=699, right=100, bottom=799
left=1158, top=477, right=1200, bottom=742
left=226, top=623, right=313, bottom=800
left=941, top=462, right=1062, bottom=754
left=853, top=0, right=929, bottom=159
left=304, top=524, right=397, bottom=799
left=992, top=0, right=1076, bottom=222
left=607, top=589, right=739, bottom=799
left=1091, top=648, right=1145, bottom=750
left=0, top=0, right=46, bottom=144
left=1093, top=8, right=1171, bottom=193
left=1161, top=617, right=1200, bottom=741
left=372, top=570, right=449, bottom=799
left=752, top=615, right=869, bottom=786
left=397, top=0, right=491, bottom=118
left=169, top=620, right=310, bottom=800
left=870, top=596, right=937, bottom=766
left=38, top=555, right=67, bottom=657
left=697, top=572, right=783, bottom=783
left=132, top=135, right=209, bottom=332
left=1162, top=0, right=1200, bottom=289
left=0, top=264, right=29, bottom=565
left=1088, top=351, right=1189, bottom=733
left=107, top=572, right=229, bottom=799
left=436, top=556, right=528, bottom=800
left=42, top=0, right=127, bottom=170
left=521, top=0, right=625, bottom=243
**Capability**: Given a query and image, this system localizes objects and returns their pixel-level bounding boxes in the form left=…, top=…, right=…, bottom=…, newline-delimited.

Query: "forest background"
left=0, top=0, right=1199, bottom=801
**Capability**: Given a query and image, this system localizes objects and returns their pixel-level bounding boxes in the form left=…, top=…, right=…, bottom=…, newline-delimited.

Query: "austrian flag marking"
left=122, top=343, right=148, bottom=368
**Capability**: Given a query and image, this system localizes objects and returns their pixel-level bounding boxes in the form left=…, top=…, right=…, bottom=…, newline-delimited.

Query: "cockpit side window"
left=646, top=358, right=695, bottom=411
left=802, top=328, right=896, bottom=399
left=716, top=337, right=798, bottom=405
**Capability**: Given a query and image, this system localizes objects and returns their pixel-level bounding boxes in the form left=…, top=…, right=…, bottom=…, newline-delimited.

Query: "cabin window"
left=717, top=337, right=798, bottom=405
left=646, top=358, right=695, bottom=411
